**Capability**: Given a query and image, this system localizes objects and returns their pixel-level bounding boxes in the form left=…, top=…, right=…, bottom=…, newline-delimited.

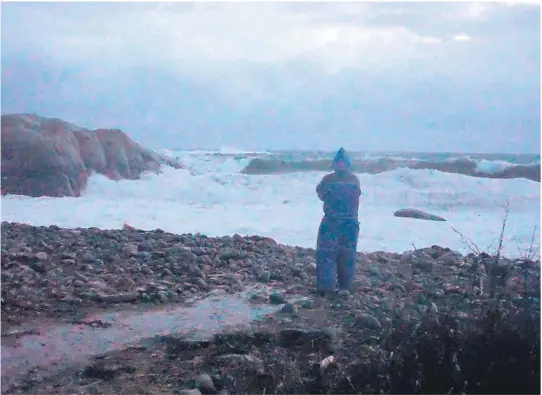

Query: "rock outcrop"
left=393, top=208, right=447, bottom=222
left=1, top=114, right=184, bottom=197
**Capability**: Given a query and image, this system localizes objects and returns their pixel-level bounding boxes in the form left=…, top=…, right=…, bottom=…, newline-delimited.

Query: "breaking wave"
left=241, top=156, right=541, bottom=182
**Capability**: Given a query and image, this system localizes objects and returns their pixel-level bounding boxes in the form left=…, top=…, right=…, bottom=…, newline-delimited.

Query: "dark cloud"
left=1, top=2, right=539, bottom=152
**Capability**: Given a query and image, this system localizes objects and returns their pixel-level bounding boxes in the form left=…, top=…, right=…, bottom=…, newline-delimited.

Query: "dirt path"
left=1, top=285, right=290, bottom=392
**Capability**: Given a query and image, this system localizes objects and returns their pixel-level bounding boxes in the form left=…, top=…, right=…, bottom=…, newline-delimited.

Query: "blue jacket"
left=316, top=170, right=361, bottom=220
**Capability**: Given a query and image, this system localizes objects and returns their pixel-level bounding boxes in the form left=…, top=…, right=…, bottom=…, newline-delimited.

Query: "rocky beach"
left=2, top=221, right=540, bottom=394
left=3, top=2, right=541, bottom=393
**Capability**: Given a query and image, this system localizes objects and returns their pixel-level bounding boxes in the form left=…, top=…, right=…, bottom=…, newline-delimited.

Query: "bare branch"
left=527, top=225, right=538, bottom=261
left=489, top=199, right=511, bottom=299
left=512, top=233, right=524, bottom=258
left=511, top=225, right=540, bottom=261
left=494, top=199, right=510, bottom=261
left=451, top=226, right=481, bottom=256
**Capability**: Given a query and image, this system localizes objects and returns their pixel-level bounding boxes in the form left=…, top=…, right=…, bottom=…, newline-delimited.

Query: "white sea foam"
left=475, top=159, right=515, bottom=174
left=1, top=151, right=540, bottom=258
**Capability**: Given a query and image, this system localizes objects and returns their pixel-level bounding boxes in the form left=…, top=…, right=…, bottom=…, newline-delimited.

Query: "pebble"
left=1, top=221, right=537, bottom=332
left=219, top=249, right=244, bottom=261
left=80, top=252, right=96, bottom=262
left=249, top=294, right=268, bottom=304
left=123, top=243, right=139, bottom=257
left=281, top=302, right=298, bottom=314
left=179, top=390, right=202, bottom=395
left=400, top=252, right=416, bottom=266
left=215, top=353, right=265, bottom=374
left=194, top=373, right=215, bottom=393
left=269, top=293, right=286, bottom=305
left=257, top=270, right=271, bottom=283
left=354, top=313, right=382, bottom=330
left=305, top=262, right=317, bottom=274
left=74, top=272, right=89, bottom=282
left=29, top=261, right=47, bottom=274
left=141, top=266, right=154, bottom=275
left=35, top=252, right=48, bottom=261
left=297, top=299, right=314, bottom=309
left=156, top=291, right=169, bottom=303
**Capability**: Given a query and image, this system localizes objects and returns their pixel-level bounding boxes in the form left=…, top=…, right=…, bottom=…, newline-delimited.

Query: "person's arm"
left=355, top=176, right=361, bottom=196
left=316, top=176, right=329, bottom=201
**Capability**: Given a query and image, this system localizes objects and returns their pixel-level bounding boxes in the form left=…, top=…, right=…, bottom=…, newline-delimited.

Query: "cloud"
left=1, top=2, right=540, bottom=152
left=453, top=33, right=472, bottom=41
left=2, top=3, right=446, bottom=74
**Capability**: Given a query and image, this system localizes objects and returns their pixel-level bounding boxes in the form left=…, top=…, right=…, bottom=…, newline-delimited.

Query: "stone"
left=257, top=270, right=271, bottom=283
left=281, top=302, right=299, bottom=314
left=219, top=249, right=245, bottom=261
left=305, top=262, right=317, bottom=274
left=1, top=114, right=184, bottom=197
left=188, top=277, right=210, bottom=291
left=156, top=291, right=169, bottom=303
left=354, top=313, right=382, bottom=330
left=141, top=266, right=154, bottom=275
left=297, top=299, right=315, bottom=309
left=269, top=292, right=286, bottom=305
left=82, top=360, right=136, bottom=380
left=80, top=252, right=97, bottom=262
left=389, top=283, right=406, bottom=293
left=400, top=252, right=416, bottom=266
left=438, top=253, right=460, bottom=266
left=393, top=208, right=447, bottom=222
left=61, top=252, right=76, bottom=260
left=404, top=280, right=419, bottom=292
left=278, top=328, right=338, bottom=351
left=99, top=292, right=139, bottom=304
left=412, top=259, right=434, bottom=272
left=124, top=243, right=138, bottom=256
left=29, top=261, right=47, bottom=274
left=444, top=285, right=466, bottom=295
left=215, top=354, right=265, bottom=375
left=249, top=294, right=268, bottom=304
left=178, top=390, right=202, bottom=395
left=74, top=272, right=89, bottom=282
left=35, top=252, right=48, bottom=261
left=194, top=373, right=215, bottom=394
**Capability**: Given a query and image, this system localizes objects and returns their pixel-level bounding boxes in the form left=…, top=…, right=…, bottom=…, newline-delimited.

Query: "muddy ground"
left=5, top=293, right=540, bottom=395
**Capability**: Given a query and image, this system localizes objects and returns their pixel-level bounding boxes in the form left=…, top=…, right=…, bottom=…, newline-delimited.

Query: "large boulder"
left=1, top=114, right=184, bottom=197
left=394, top=208, right=447, bottom=222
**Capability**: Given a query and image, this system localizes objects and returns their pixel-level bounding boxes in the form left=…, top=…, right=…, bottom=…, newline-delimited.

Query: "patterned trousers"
left=316, top=217, right=359, bottom=292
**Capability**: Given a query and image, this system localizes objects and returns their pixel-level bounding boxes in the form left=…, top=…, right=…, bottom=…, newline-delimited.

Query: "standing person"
left=315, top=147, right=361, bottom=296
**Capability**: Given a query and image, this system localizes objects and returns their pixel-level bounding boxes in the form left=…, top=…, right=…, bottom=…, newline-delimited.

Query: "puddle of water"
left=1, top=286, right=283, bottom=389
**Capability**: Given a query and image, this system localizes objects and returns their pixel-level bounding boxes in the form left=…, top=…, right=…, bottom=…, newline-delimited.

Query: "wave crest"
left=241, top=157, right=540, bottom=182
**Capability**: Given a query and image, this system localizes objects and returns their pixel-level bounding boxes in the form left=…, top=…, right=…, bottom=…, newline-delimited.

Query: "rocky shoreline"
left=2, top=221, right=540, bottom=394
left=2, top=221, right=539, bottom=324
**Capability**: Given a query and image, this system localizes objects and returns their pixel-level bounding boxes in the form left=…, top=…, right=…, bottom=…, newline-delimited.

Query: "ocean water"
left=1, top=148, right=540, bottom=258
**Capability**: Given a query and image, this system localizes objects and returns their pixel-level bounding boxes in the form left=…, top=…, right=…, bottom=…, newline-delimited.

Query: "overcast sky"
left=2, top=2, right=540, bottom=153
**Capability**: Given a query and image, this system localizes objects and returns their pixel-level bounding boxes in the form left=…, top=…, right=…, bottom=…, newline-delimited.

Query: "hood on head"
left=332, top=147, right=351, bottom=171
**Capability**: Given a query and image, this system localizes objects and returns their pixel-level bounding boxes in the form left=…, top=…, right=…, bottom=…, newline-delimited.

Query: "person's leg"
left=316, top=218, right=338, bottom=293
left=337, top=220, right=359, bottom=291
